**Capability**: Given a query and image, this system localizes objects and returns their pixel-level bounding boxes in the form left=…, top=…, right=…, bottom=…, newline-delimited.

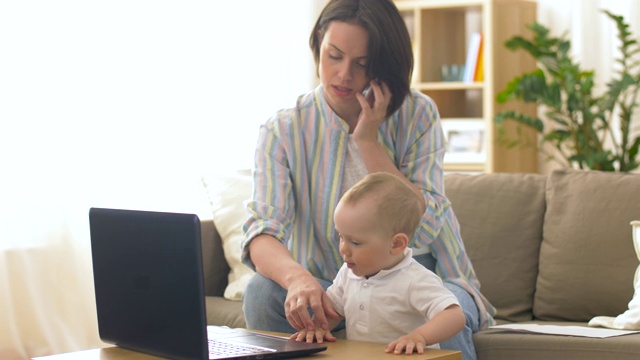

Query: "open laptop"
left=89, top=207, right=327, bottom=360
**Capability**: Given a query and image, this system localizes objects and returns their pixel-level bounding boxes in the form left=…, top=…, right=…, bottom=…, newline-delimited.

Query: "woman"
left=241, top=1, right=495, bottom=359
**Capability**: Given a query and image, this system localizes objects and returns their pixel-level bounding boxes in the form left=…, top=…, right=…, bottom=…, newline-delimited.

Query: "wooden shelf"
left=444, top=163, right=485, bottom=173
left=414, top=82, right=484, bottom=91
left=396, top=0, right=538, bottom=173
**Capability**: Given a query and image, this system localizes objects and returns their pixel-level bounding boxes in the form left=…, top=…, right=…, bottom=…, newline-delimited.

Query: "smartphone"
left=362, top=78, right=380, bottom=103
left=362, top=85, right=373, bottom=101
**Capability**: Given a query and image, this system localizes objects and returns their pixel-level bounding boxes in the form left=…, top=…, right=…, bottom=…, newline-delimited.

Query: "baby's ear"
left=391, top=233, right=409, bottom=254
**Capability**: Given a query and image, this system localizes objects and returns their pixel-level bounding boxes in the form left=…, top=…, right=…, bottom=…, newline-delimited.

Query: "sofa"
left=200, top=168, right=640, bottom=360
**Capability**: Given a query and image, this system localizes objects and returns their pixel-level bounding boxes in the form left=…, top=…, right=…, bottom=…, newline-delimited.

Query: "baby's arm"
left=289, top=315, right=342, bottom=343
left=385, top=304, right=465, bottom=355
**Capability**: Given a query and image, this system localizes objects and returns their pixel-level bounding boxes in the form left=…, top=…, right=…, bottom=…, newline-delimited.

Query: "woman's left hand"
left=353, top=80, right=392, bottom=142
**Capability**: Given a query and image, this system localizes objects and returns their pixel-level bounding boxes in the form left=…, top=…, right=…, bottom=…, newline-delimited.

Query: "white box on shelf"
left=441, top=118, right=486, bottom=164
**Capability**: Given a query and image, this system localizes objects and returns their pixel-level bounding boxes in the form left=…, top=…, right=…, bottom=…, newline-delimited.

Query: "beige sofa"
left=200, top=169, right=640, bottom=360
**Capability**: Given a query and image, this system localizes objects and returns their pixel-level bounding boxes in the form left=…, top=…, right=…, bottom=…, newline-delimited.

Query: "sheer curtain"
left=536, top=0, right=640, bottom=174
left=0, top=1, right=320, bottom=358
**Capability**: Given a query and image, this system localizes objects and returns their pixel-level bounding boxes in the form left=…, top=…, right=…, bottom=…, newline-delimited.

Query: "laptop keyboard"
left=208, top=338, right=277, bottom=357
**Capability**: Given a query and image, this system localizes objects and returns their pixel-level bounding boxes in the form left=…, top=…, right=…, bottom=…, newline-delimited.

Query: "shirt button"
left=363, top=283, right=368, bottom=288
left=359, top=305, right=365, bottom=310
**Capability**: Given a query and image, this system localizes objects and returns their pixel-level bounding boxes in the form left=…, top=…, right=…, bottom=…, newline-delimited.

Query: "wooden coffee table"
left=34, top=333, right=461, bottom=360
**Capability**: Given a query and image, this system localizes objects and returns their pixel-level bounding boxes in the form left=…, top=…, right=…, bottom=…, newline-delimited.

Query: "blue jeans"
left=243, top=252, right=478, bottom=360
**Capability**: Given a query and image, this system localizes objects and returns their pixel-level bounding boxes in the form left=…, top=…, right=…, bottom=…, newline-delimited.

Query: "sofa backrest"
left=446, top=169, right=640, bottom=324
left=445, top=172, right=547, bottom=322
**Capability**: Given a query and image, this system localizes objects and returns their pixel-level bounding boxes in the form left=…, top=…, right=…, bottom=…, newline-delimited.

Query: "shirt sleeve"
left=409, top=267, right=460, bottom=321
left=390, top=92, right=450, bottom=248
left=387, top=92, right=496, bottom=329
left=240, top=119, right=295, bottom=270
left=326, top=264, right=348, bottom=317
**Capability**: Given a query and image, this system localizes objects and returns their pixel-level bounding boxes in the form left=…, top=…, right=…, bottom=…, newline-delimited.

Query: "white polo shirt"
left=326, top=248, right=459, bottom=346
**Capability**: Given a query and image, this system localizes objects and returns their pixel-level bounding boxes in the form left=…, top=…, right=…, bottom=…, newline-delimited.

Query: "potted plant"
left=494, top=10, right=640, bottom=172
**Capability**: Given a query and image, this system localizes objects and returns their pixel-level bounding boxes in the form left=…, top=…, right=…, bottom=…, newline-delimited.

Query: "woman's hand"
left=284, top=274, right=339, bottom=332
left=353, top=80, right=392, bottom=142
left=248, top=235, right=339, bottom=333
left=289, top=316, right=337, bottom=344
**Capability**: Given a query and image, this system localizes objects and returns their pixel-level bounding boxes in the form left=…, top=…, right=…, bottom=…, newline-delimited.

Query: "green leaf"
left=497, top=11, right=640, bottom=172
left=629, top=136, right=640, bottom=163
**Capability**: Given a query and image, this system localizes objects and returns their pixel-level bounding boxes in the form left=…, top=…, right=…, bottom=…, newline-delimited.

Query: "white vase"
left=588, top=220, right=640, bottom=330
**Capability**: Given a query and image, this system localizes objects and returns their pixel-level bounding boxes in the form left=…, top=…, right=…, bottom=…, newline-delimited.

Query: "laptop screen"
left=89, top=207, right=209, bottom=360
left=89, top=208, right=327, bottom=360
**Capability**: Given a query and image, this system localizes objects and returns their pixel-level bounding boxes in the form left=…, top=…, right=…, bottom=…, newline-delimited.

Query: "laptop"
left=89, top=207, right=327, bottom=360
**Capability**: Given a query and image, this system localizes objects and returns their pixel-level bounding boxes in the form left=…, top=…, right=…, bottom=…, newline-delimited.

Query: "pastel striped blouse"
left=241, top=86, right=496, bottom=329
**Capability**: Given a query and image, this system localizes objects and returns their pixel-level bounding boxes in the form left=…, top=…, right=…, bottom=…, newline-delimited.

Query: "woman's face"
left=318, top=21, right=370, bottom=122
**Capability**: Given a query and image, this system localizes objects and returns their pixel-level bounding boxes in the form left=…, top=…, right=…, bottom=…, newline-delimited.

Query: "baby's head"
left=334, top=172, right=423, bottom=277
left=338, top=172, right=423, bottom=238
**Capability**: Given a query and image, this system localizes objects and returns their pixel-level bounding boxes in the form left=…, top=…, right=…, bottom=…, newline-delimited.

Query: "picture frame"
left=440, top=119, right=486, bottom=164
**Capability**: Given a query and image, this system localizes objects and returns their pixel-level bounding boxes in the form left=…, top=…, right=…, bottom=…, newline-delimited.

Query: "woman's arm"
left=353, top=81, right=426, bottom=209
left=248, top=234, right=310, bottom=289
left=248, top=234, right=339, bottom=332
left=355, top=139, right=425, bottom=207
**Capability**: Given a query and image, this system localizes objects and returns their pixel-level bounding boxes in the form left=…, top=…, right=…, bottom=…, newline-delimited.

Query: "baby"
left=291, top=172, right=464, bottom=355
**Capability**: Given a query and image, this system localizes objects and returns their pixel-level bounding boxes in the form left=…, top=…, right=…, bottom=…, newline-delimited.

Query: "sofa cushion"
left=474, top=321, right=640, bottom=360
left=534, top=169, right=640, bottom=321
left=205, top=296, right=246, bottom=328
left=202, top=170, right=255, bottom=301
left=445, top=173, right=546, bottom=322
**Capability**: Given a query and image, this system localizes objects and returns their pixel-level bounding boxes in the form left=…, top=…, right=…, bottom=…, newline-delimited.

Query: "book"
left=463, top=32, right=482, bottom=83
left=473, top=35, right=484, bottom=82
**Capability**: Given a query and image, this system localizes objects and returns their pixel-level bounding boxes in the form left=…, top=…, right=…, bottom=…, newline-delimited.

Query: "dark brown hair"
left=309, top=0, right=414, bottom=116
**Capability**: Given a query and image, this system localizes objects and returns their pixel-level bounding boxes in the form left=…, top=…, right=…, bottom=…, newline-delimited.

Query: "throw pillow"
left=201, top=169, right=255, bottom=301
left=534, top=169, right=640, bottom=321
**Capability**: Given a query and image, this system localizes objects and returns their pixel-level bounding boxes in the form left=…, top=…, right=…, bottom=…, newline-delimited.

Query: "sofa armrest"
left=200, top=219, right=229, bottom=297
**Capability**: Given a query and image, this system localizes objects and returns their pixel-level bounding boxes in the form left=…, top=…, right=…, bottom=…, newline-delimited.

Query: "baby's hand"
left=385, top=333, right=427, bottom=355
left=289, top=328, right=337, bottom=344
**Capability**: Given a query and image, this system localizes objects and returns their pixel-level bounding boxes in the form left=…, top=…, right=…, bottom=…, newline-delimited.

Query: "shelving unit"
left=395, top=0, right=538, bottom=173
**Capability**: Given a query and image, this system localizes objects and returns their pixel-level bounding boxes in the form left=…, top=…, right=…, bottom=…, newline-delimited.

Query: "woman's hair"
left=309, top=0, right=413, bottom=116
left=339, top=172, right=422, bottom=238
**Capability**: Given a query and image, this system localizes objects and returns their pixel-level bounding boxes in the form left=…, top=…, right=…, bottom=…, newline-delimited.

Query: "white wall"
left=1, top=0, right=321, bottom=221
left=0, top=1, right=321, bottom=358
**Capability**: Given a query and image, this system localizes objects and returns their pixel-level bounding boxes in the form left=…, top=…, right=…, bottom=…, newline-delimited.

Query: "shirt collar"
left=314, top=85, right=349, bottom=132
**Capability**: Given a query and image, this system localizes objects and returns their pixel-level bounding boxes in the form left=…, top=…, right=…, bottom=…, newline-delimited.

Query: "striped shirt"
left=241, top=85, right=496, bottom=329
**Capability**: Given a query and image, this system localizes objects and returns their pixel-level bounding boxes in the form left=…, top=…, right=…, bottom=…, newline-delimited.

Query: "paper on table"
left=490, top=324, right=640, bottom=338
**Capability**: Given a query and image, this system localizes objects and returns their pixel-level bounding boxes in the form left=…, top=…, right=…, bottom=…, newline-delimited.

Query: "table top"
left=34, top=335, right=461, bottom=360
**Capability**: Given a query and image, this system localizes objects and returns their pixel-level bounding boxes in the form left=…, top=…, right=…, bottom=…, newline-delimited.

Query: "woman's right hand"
left=353, top=80, right=392, bottom=142
left=284, top=273, right=339, bottom=332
